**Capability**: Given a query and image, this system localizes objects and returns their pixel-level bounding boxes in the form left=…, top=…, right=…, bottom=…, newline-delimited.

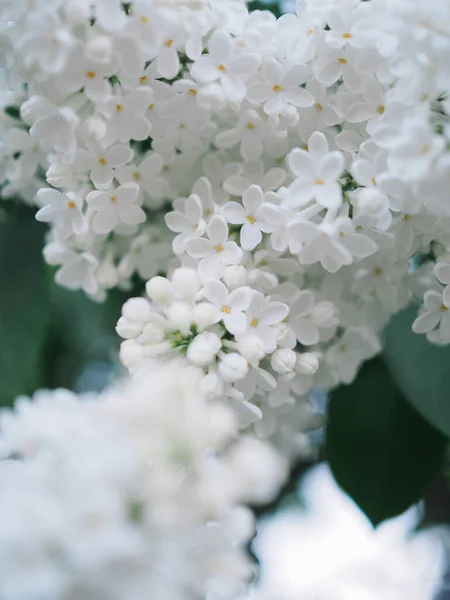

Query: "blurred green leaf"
left=384, top=304, right=450, bottom=438
left=247, top=1, right=281, bottom=17
left=326, top=357, right=447, bottom=526
left=0, top=216, right=52, bottom=404
left=46, top=286, right=128, bottom=390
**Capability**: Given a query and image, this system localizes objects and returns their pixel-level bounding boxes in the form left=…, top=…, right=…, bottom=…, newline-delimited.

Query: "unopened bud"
left=296, top=352, right=319, bottom=375
left=187, top=332, right=221, bottom=367
left=85, top=35, right=114, bottom=64
left=218, top=353, right=249, bottom=383
left=271, top=348, right=296, bottom=375
left=146, top=276, right=173, bottom=306
left=223, top=265, right=248, bottom=289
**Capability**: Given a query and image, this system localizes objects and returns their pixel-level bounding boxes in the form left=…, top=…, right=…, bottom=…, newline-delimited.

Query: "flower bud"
left=272, top=322, right=290, bottom=346
left=80, top=116, right=106, bottom=141
left=167, top=302, right=193, bottom=334
left=142, top=341, right=172, bottom=359
left=187, top=332, right=221, bottom=367
left=97, top=255, right=118, bottom=289
left=353, top=187, right=386, bottom=215
left=238, top=335, right=266, bottom=362
left=199, top=372, right=224, bottom=399
left=223, top=265, right=248, bottom=289
left=218, top=353, right=249, bottom=383
left=146, top=276, right=173, bottom=306
left=85, top=35, right=114, bottom=65
left=141, top=323, right=166, bottom=345
left=171, top=267, right=200, bottom=300
left=193, top=302, right=216, bottom=329
left=311, top=301, right=338, bottom=327
left=119, top=340, right=145, bottom=369
left=21, top=96, right=50, bottom=125
left=64, top=1, right=90, bottom=24
left=122, top=298, right=152, bottom=323
left=46, top=163, right=74, bottom=187
left=296, top=352, right=319, bottom=375
left=271, top=348, right=296, bottom=375
left=116, top=317, right=143, bottom=339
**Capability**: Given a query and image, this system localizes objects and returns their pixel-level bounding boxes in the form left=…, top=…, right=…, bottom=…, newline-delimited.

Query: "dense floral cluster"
left=1, top=0, right=450, bottom=593
left=0, top=360, right=288, bottom=599
left=2, top=0, right=450, bottom=447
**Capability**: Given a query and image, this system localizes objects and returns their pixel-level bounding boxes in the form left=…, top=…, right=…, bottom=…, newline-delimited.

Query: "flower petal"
left=207, top=216, right=228, bottom=244
left=260, top=301, right=289, bottom=326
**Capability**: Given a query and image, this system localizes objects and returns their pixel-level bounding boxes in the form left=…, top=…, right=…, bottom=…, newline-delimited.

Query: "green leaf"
left=384, top=304, right=450, bottom=438
left=0, top=216, right=52, bottom=404
left=247, top=1, right=281, bottom=17
left=326, top=357, right=447, bottom=526
left=46, top=286, right=127, bottom=390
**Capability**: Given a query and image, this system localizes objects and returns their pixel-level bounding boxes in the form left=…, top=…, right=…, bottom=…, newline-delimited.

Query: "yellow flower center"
left=215, top=244, right=224, bottom=253
left=221, top=306, right=231, bottom=314
left=338, top=57, right=347, bottom=64
left=116, top=104, right=123, bottom=112
left=250, top=318, right=258, bottom=328
left=140, top=15, right=149, bottom=23
left=148, top=103, right=155, bottom=110
left=246, top=122, right=256, bottom=130
left=421, top=144, right=430, bottom=154
left=98, top=157, right=107, bottom=165
left=140, top=76, right=148, bottom=84
left=343, top=32, right=352, bottom=39
left=133, top=171, right=141, bottom=180
left=441, top=304, right=448, bottom=312
left=217, top=64, right=226, bottom=71
left=315, top=102, right=323, bottom=111
left=247, top=215, right=256, bottom=224
left=273, top=84, right=282, bottom=93
left=86, top=71, right=96, bottom=78
left=371, top=177, right=376, bottom=185
left=307, top=28, right=313, bottom=36
left=165, top=39, right=174, bottom=47
left=374, top=266, right=383, bottom=276
left=67, top=201, right=76, bottom=209
left=188, top=88, right=197, bottom=95
left=315, top=178, right=325, bottom=185
left=110, top=195, right=117, bottom=203
left=377, top=105, right=385, bottom=114
left=403, top=214, right=410, bottom=221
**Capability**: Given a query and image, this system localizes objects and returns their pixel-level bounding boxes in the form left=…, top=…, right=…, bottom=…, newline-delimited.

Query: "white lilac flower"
left=102, top=87, right=153, bottom=145
left=222, top=185, right=273, bottom=251
left=246, top=58, right=314, bottom=117
left=0, top=361, right=288, bottom=600
left=185, top=217, right=243, bottom=280
left=165, top=193, right=207, bottom=253
left=72, top=142, right=134, bottom=189
left=190, top=28, right=260, bottom=104
left=413, top=290, right=450, bottom=342
left=238, top=291, right=289, bottom=353
left=204, top=279, right=253, bottom=335
left=86, top=182, right=145, bottom=234
left=289, top=290, right=339, bottom=346
left=35, top=188, right=86, bottom=237
left=287, top=132, right=345, bottom=210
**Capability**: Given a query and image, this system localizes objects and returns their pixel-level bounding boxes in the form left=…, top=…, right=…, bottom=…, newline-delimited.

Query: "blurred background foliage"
left=0, top=205, right=131, bottom=401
